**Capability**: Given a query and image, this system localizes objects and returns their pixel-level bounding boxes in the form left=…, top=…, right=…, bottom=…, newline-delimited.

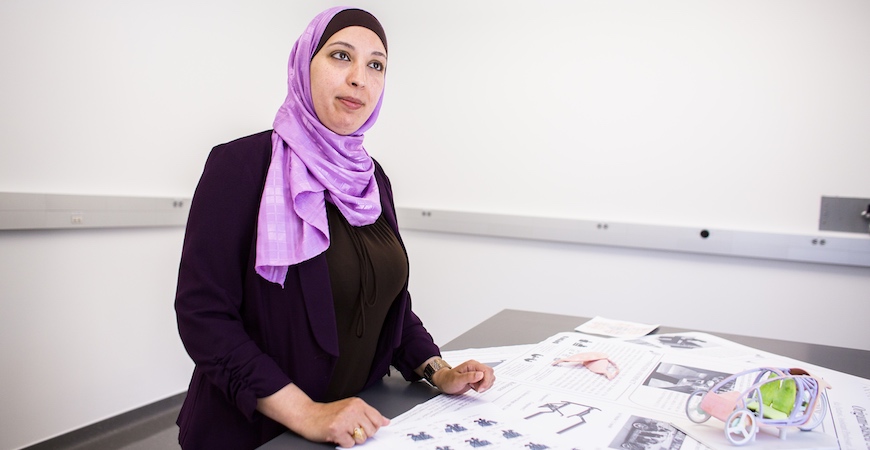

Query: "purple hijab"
left=256, top=7, right=386, bottom=286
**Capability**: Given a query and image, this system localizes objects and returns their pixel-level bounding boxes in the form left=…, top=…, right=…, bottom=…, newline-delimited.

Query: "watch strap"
left=423, top=357, right=451, bottom=385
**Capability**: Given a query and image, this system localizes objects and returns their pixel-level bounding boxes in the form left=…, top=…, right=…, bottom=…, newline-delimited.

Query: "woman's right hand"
left=296, top=395, right=391, bottom=447
left=256, top=383, right=390, bottom=447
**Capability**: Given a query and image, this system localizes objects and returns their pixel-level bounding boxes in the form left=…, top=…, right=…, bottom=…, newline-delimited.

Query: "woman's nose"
left=348, top=63, right=366, bottom=88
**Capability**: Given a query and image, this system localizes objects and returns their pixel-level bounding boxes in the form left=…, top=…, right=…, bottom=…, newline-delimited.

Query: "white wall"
left=401, top=229, right=870, bottom=352
left=2, top=1, right=869, bottom=449
left=0, top=228, right=192, bottom=449
left=368, top=0, right=870, bottom=235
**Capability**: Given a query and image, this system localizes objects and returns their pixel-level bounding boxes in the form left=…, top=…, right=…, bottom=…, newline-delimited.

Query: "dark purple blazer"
left=174, top=130, right=439, bottom=449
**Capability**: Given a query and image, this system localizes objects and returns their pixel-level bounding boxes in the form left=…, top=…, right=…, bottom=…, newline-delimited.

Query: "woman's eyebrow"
left=328, top=40, right=355, bottom=51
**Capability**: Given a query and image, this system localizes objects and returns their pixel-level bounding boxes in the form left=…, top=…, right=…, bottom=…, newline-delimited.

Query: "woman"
left=174, top=6, right=495, bottom=449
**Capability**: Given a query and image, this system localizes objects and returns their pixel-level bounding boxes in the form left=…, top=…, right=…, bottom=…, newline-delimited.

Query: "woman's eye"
left=330, top=51, right=350, bottom=61
left=368, top=61, right=384, bottom=72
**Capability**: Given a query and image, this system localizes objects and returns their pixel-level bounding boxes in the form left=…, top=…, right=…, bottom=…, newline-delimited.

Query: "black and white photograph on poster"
left=654, top=336, right=709, bottom=350
left=627, top=334, right=714, bottom=351
left=610, top=416, right=690, bottom=450
left=626, top=332, right=768, bottom=360
left=643, top=363, right=734, bottom=394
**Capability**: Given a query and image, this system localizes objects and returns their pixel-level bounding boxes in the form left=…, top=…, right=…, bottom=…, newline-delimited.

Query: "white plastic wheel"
left=725, top=409, right=757, bottom=446
left=800, top=392, right=829, bottom=431
left=686, top=390, right=711, bottom=423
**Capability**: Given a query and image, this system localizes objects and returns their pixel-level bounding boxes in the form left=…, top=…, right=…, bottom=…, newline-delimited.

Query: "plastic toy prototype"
left=684, top=367, right=831, bottom=446
left=552, top=351, right=620, bottom=380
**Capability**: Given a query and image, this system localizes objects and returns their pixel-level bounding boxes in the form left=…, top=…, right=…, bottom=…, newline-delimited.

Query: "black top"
left=324, top=202, right=409, bottom=401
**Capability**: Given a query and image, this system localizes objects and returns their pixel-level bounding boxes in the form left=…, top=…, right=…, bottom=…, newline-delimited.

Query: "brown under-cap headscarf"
left=313, top=8, right=388, bottom=57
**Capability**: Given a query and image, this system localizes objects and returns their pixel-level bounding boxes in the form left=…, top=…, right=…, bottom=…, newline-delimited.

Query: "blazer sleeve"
left=175, top=139, right=291, bottom=420
left=391, top=297, right=441, bottom=380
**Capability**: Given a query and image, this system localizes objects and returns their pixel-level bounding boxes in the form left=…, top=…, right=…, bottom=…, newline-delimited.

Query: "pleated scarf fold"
left=255, top=7, right=385, bottom=286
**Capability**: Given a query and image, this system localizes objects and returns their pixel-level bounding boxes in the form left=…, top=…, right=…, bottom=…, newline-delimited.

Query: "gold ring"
left=352, top=427, right=366, bottom=441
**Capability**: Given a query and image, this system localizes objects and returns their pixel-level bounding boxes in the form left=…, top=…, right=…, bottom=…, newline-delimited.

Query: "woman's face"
left=310, top=26, right=386, bottom=135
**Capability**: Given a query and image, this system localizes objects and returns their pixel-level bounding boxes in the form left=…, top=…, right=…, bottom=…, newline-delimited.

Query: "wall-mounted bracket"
left=0, top=192, right=191, bottom=230
left=819, top=196, right=870, bottom=234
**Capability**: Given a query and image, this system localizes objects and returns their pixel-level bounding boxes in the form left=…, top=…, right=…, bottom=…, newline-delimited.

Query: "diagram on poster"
left=370, top=402, right=562, bottom=449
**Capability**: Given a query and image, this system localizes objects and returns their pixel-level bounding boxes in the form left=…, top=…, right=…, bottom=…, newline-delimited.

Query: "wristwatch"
left=423, top=357, right=452, bottom=386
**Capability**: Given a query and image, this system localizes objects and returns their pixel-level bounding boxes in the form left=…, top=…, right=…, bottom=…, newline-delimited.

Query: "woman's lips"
left=338, top=96, right=364, bottom=110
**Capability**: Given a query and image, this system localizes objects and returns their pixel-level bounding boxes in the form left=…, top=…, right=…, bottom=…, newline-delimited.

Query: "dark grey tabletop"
left=258, top=309, right=870, bottom=449
left=442, top=309, right=870, bottom=379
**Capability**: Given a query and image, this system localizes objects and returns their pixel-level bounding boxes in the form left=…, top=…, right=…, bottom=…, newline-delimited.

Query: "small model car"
left=684, top=367, right=831, bottom=446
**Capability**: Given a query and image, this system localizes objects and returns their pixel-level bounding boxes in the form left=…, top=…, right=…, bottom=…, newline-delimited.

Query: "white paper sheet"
left=575, top=316, right=660, bottom=338
left=350, top=331, right=870, bottom=449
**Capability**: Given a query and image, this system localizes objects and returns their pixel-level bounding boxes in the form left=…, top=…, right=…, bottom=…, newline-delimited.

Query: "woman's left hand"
left=432, top=359, right=495, bottom=395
